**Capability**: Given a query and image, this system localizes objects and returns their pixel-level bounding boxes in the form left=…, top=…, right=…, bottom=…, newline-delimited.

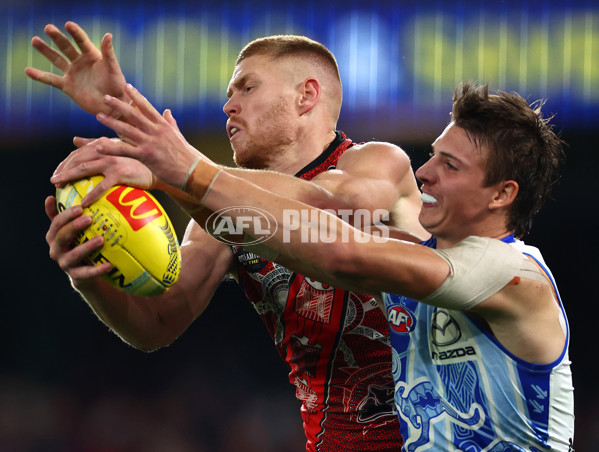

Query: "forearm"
left=152, top=177, right=213, bottom=221
left=71, top=276, right=172, bottom=351
left=226, top=167, right=336, bottom=208
left=68, top=231, right=226, bottom=351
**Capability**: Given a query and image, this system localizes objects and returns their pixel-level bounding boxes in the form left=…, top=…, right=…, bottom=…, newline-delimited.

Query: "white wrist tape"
left=180, top=156, right=202, bottom=193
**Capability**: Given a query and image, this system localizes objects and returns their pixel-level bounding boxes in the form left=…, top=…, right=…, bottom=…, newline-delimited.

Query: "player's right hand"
left=50, top=137, right=157, bottom=207
left=45, top=195, right=112, bottom=280
left=25, top=21, right=127, bottom=116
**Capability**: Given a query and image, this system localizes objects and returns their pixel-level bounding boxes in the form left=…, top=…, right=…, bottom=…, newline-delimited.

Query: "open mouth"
left=421, top=192, right=438, bottom=205
left=227, top=121, right=242, bottom=139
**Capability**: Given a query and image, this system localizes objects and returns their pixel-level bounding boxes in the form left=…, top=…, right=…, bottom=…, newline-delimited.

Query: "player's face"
left=223, top=54, right=299, bottom=169
left=415, top=123, right=498, bottom=246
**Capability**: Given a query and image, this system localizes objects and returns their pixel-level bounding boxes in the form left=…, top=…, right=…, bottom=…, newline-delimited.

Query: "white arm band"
left=421, top=236, right=523, bottom=310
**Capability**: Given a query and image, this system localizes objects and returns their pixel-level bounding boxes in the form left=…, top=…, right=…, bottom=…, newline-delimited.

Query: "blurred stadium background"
left=1, top=0, right=597, bottom=450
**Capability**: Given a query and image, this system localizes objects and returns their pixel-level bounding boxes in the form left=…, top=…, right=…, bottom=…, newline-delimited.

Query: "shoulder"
left=337, top=140, right=411, bottom=172
left=436, top=236, right=524, bottom=270
left=344, top=140, right=409, bottom=159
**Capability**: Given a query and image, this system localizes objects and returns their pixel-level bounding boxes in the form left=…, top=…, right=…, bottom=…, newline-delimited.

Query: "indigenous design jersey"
left=383, top=236, right=575, bottom=451
left=232, top=131, right=402, bottom=451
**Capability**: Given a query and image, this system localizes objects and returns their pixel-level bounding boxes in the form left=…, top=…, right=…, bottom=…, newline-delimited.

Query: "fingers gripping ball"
left=56, top=176, right=181, bottom=297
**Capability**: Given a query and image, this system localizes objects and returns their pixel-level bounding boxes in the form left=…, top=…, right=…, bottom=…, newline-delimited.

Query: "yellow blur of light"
left=408, top=10, right=599, bottom=104
left=8, top=16, right=237, bottom=116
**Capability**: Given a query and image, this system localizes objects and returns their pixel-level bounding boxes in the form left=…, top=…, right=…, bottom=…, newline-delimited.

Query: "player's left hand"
left=94, top=84, right=209, bottom=191
left=25, top=21, right=128, bottom=116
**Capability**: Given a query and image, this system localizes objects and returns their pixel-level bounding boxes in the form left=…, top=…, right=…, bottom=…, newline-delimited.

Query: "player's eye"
left=445, top=161, right=458, bottom=171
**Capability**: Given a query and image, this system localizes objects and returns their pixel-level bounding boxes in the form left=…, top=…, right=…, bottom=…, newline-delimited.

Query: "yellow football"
left=56, top=176, right=181, bottom=297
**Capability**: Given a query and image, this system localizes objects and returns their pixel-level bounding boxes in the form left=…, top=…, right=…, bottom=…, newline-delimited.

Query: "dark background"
left=1, top=0, right=597, bottom=450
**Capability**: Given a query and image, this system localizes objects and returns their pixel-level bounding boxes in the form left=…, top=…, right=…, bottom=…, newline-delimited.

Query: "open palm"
left=25, top=21, right=127, bottom=115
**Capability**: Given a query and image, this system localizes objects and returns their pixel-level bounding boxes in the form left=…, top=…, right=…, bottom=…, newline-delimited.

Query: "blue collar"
left=501, top=234, right=515, bottom=243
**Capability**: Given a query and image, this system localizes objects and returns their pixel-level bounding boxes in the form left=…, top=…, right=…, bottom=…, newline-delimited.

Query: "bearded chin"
left=233, top=139, right=287, bottom=170
left=233, top=148, right=270, bottom=170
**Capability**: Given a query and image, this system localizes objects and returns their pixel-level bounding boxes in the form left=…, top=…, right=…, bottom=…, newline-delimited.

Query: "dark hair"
left=236, top=35, right=340, bottom=82
left=451, top=82, right=564, bottom=238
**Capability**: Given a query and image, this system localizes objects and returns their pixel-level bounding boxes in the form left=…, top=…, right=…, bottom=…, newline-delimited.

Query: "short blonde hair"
left=236, top=35, right=341, bottom=83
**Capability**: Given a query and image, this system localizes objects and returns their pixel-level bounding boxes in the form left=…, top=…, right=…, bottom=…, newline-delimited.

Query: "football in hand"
left=56, top=176, right=181, bottom=297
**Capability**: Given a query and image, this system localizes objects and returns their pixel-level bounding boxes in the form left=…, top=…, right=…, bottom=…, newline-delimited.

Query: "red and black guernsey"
left=232, top=131, right=402, bottom=451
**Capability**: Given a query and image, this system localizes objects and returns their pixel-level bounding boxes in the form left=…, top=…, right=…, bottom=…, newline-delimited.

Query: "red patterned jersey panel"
left=232, top=131, right=402, bottom=451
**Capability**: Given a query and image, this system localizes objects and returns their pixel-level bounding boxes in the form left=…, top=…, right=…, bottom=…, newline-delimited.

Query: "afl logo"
left=205, top=206, right=277, bottom=246
left=387, top=306, right=415, bottom=333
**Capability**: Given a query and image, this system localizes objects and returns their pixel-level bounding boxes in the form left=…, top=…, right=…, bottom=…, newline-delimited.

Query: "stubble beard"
left=233, top=98, right=295, bottom=170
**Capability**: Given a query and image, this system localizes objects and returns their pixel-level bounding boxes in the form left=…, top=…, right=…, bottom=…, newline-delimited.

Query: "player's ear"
left=298, top=78, right=320, bottom=115
left=489, top=180, right=519, bottom=210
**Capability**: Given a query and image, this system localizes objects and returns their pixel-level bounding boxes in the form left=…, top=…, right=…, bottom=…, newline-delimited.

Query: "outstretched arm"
left=25, top=21, right=128, bottom=115
left=197, top=166, right=448, bottom=299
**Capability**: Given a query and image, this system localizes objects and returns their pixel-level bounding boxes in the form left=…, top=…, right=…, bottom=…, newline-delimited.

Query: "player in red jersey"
left=28, top=22, right=428, bottom=450
left=229, top=131, right=402, bottom=448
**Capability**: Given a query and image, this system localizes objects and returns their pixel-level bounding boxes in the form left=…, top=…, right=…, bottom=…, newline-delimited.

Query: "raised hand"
left=93, top=84, right=207, bottom=191
left=25, top=21, right=127, bottom=116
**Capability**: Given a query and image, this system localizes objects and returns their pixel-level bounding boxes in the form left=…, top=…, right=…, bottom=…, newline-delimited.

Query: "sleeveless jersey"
left=382, top=236, right=574, bottom=451
left=232, top=131, right=402, bottom=451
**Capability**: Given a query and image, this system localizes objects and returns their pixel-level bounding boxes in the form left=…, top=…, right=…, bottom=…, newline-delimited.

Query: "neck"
left=266, top=129, right=337, bottom=174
